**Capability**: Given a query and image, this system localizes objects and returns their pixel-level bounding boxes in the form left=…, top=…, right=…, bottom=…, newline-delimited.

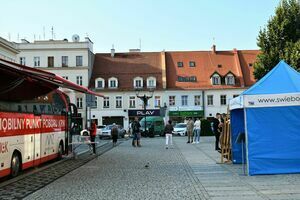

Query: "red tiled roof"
left=165, top=49, right=260, bottom=90
left=90, top=52, right=163, bottom=91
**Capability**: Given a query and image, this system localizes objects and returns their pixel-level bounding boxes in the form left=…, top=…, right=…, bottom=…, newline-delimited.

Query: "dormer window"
left=108, top=77, right=118, bottom=88
left=134, top=77, right=143, bottom=88
left=147, top=77, right=156, bottom=88
left=225, top=73, right=235, bottom=85
left=211, top=73, right=221, bottom=85
left=95, top=77, right=105, bottom=89
left=189, top=61, right=196, bottom=67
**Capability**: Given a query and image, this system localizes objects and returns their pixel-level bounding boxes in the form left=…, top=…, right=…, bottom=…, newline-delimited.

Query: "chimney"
left=111, top=45, right=115, bottom=58
left=233, top=48, right=238, bottom=54
left=211, top=44, right=216, bottom=53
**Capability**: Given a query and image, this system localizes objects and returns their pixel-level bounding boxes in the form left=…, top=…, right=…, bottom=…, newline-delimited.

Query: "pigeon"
left=144, top=162, right=150, bottom=168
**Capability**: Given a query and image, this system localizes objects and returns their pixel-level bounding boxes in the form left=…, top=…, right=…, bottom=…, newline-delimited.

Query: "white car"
left=96, top=125, right=106, bottom=138
left=172, top=123, right=187, bottom=136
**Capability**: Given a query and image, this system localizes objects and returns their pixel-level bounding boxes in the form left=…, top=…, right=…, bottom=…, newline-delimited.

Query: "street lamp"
left=135, top=89, right=154, bottom=137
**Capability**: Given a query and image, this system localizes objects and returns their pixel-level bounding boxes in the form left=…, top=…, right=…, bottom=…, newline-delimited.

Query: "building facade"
left=16, top=36, right=94, bottom=128
left=0, top=37, right=19, bottom=62
left=90, top=47, right=259, bottom=130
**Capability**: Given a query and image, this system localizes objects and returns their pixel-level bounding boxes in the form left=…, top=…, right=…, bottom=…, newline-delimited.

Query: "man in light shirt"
left=193, top=118, right=201, bottom=144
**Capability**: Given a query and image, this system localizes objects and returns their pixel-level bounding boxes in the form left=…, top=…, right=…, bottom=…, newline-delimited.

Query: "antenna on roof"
left=17, top=33, right=19, bottom=42
left=43, top=26, right=45, bottom=40
left=34, top=34, right=36, bottom=41
left=51, top=26, right=54, bottom=40
left=139, top=38, right=142, bottom=51
left=8, top=33, right=11, bottom=41
left=213, top=37, right=215, bottom=45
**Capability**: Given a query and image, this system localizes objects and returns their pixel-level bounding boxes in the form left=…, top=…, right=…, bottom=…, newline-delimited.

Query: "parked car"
left=172, top=123, right=187, bottom=136
left=96, top=125, right=106, bottom=139
left=99, top=124, right=126, bottom=139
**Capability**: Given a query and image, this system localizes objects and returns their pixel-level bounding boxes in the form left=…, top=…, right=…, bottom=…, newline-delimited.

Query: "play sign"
left=128, top=109, right=160, bottom=116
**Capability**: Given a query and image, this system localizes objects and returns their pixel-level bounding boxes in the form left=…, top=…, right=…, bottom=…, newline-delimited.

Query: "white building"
left=16, top=36, right=94, bottom=128
left=0, top=37, right=19, bottom=62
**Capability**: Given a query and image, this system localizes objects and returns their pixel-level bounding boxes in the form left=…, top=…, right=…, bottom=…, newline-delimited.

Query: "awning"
left=0, top=58, right=103, bottom=101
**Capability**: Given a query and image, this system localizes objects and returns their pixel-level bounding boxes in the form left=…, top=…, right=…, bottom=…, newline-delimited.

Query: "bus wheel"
left=57, top=142, right=64, bottom=160
left=11, top=153, right=21, bottom=177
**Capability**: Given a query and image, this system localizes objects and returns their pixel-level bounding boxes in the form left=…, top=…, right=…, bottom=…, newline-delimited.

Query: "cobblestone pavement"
left=25, top=137, right=300, bottom=200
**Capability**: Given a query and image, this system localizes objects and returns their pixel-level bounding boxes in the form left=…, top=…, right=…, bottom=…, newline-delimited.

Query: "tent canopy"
left=229, top=60, right=300, bottom=175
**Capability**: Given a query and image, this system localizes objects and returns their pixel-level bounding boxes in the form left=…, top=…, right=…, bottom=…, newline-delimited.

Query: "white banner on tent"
left=244, top=93, right=300, bottom=108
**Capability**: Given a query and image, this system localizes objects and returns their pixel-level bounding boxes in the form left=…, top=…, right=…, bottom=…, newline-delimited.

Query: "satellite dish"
left=72, top=34, right=80, bottom=42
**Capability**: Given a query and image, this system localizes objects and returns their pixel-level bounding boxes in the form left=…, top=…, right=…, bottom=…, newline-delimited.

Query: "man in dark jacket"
left=213, top=113, right=221, bottom=151
left=131, top=117, right=141, bottom=147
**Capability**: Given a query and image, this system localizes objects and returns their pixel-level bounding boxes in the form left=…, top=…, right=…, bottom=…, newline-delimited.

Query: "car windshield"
left=140, top=121, right=152, bottom=127
left=104, top=125, right=114, bottom=130
left=175, top=123, right=186, bottom=128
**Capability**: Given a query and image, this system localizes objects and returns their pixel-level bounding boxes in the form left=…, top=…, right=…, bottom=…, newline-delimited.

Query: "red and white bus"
left=0, top=90, right=79, bottom=178
left=0, top=58, right=102, bottom=178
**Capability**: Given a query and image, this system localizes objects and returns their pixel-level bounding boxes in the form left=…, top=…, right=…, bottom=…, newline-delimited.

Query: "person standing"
left=186, top=118, right=194, bottom=143
left=111, top=123, right=118, bottom=147
left=193, top=118, right=201, bottom=144
left=131, top=117, right=141, bottom=147
left=213, top=113, right=221, bottom=151
left=164, top=120, right=174, bottom=149
left=90, top=120, right=97, bottom=154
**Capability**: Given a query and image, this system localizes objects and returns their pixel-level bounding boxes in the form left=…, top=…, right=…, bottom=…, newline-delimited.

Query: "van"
left=140, top=116, right=164, bottom=137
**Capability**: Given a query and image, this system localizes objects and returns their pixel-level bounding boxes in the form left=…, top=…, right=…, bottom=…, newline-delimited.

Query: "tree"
left=254, top=0, right=300, bottom=80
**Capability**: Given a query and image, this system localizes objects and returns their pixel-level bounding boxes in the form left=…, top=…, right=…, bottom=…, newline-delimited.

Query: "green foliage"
left=200, top=119, right=214, bottom=136
left=254, top=0, right=300, bottom=80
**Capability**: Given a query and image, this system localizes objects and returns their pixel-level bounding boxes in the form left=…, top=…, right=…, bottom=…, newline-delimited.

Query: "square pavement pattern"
left=25, top=137, right=300, bottom=200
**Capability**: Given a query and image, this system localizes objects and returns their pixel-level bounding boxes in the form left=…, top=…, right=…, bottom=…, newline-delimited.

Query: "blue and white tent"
left=229, top=60, right=300, bottom=175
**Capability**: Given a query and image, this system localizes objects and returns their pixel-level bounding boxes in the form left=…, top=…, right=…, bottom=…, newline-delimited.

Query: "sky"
left=0, top=0, right=280, bottom=53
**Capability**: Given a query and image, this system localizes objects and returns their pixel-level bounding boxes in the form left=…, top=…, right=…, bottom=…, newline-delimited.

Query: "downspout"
left=202, top=90, right=205, bottom=118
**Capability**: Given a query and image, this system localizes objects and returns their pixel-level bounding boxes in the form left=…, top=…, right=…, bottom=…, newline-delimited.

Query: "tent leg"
left=242, top=140, right=245, bottom=175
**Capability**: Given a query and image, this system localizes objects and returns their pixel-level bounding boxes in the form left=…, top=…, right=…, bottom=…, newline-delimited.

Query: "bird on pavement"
left=144, top=162, right=150, bottom=168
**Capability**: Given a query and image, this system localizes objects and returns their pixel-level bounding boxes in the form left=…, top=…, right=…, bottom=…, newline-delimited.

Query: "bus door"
left=33, top=114, right=42, bottom=166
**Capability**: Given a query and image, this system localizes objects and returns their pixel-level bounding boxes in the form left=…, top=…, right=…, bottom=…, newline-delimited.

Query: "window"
left=189, top=61, right=196, bottom=67
left=211, top=74, right=221, bottom=85
left=154, top=96, right=161, bottom=108
left=177, top=62, right=183, bottom=67
left=76, top=98, right=83, bottom=109
left=135, top=80, right=142, bottom=88
left=116, top=96, right=122, bottom=108
left=103, top=97, right=109, bottom=108
left=207, top=95, right=213, bottom=106
left=134, top=77, right=143, bottom=88
left=93, top=97, right=98, bottom=108
left=110, top=80, right=116, bottom=88
left=169, top=96, right=175, bottom=106
left=48, top=56, right=54, bottom=67
left=20, top=57, right=26, bottom=65
left=76, top=76, right=82, bottom=86
left=218, top=64, right=222, bottom=68
left=181, top=95, right=188, bottom=106
left=76, top=56, right=83, bottom=66
left=109, top=77, right=118, bottom=88
left=178, top=76, right=197, bottom=82
left=249, top=63, right=253, bottom=67
left=226, top=75, right=235, bottom=85
left=95, top=78, right=105, bottom=89
left=62, top=56, right=68, bottom=67
left=194, top=95, right=201, bottom=106
left=33, top=57, right=40, bottom=67
left=147, top=77, right=156, bottom=88
left=129, top=96, right=136, bottom=108
left=220, top=95, right=227, bottom=105
left=62, top=76, right=68, bottom=80
left=233, top=94, right=239, bottom=98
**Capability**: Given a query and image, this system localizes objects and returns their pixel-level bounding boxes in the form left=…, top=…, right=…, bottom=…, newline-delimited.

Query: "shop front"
left=169, top=107, right=204, bottom=124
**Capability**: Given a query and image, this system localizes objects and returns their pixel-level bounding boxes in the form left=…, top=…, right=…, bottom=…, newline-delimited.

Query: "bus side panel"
left=40, top=115, right=66, bottom=164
